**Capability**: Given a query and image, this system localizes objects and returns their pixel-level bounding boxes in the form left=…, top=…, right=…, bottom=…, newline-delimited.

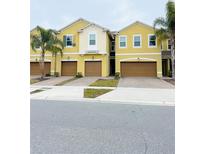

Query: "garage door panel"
left=30, top=62, right=51, bottom=75
left=121, top=62, right=157, bottom=77
left=61, top=61, right=77, bottom=76
left=85, top=61, right=101, bottom=76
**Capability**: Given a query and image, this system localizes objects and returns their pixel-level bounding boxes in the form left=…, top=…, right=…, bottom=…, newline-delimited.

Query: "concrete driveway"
left=32, top=76, right=73, bottom=86
left=64, top=77, right=100, bottom=86
left=118, top=77, right=174, bottom=89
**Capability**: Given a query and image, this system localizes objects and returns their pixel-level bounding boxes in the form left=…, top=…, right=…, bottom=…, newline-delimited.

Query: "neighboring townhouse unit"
left=30, top=18, right=113, bottom=77
left=30, top=28, right=53, bottom=75
left=115, top=21, right=162, bottom=77
left=161, top=39, right=172, bottom=77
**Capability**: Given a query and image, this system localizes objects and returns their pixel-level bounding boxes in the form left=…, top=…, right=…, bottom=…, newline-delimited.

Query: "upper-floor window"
left=119, top=35, right=127, bottom=48
left=89, top=34, right=96, bottom=45
left=111, top=41, right=115, bottom=51
left=133, top=34, right=141, bottom=48
left=148, top=34, right=157, bottom=48
left=167, top=39, right=171, bottom=50
left=65, top=34, right=73, bottom=47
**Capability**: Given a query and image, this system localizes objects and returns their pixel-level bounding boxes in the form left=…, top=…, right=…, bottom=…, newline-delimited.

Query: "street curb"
left=30, top=97, right=175, bottom=106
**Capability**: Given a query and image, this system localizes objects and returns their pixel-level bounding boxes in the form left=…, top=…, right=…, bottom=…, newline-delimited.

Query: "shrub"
left=54, top=72, right=59, bottom=77
left=76, top=72, right=83, bottom=78
left=114, top=72, right=120, bottom=79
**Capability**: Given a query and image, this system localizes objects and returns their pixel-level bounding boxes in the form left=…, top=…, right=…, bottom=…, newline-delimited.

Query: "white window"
left=66, top=35, right=73, bottom=47
left=119, top=36, right=127, bottom=48
left=167, top=39, right=171, bottom=50
left=133, top=35, right=141, bottom=48
left=89, top=34, right=96, bottom=45
left=148, top=34, right=157, bottom=48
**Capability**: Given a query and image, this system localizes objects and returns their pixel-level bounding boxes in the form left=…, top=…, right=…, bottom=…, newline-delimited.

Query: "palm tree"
left=153, top=0, right=175, bottom=78
left=30, top=26, right=63, bottom=79
left=50, top=38, right=64, bottom=76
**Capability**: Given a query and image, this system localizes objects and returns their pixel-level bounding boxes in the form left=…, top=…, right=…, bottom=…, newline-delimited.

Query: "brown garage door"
left=121, top=62, right=157, bottom=77
left=85, top=61, right=102, bottom=76
left=30, top=62, right=51, bottom=75
left=61, top=61, right=77, bottom=76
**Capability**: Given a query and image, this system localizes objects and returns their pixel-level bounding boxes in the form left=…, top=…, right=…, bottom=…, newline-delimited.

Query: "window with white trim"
left=148, top=34, right=157, bottom=47
left=89, top=34, right=96, bottom=45
left=167, top=39, right=171, bottom=50
left=66, top=35, right=73, bottom=47
left=119, top=36, right=127, bottom=48
left=133, top=35, right=141, bottom=47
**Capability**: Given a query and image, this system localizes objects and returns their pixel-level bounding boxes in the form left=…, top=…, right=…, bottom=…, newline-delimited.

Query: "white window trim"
left=119, top=35, right=127, bottom=48
left=148, top=34, right=157, bottom=48
left=167, top=39, right=171, bottom=51
left=65, top=34, right=73, bottom=48
left=133, top=34, right=142, bottom=48
left=88, top=32, right=97, bottom=47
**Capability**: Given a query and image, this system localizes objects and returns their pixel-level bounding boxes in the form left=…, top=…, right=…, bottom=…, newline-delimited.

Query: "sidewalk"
left=30, top=86, right=175, bottom=106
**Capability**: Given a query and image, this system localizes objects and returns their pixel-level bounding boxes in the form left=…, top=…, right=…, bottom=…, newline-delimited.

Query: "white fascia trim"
left=63, top=52, right=79, bottom=55
left=65, top=34, right=74, bottom=48
left=148, top=34, right=157, bottom=48
left=84, top=59, right=102, bottom=61
left=30, top=54, right=52, bottom=57
left=61, top=59, right=78, bottom=62
left=30, top=59, right=51, bottom=62
left=119, top=35, right=127, bottom=48
left=120, top=57, right=157, bottom=62
left=116, top=53, right=161, bottom=56
left=133, top=34, right=142, bottom=48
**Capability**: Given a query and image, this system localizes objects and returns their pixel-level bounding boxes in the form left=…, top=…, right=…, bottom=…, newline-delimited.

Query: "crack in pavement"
left=132, top=105, right=148, bottom=154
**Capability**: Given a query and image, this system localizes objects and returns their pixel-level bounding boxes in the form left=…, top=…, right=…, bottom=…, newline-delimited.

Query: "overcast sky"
left=31, top=0, right=168, bottom=31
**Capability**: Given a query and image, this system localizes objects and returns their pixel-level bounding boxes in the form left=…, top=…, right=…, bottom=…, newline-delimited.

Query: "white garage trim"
left=116, top=53, right=161, bottom=56
left=120, top=57, right=157, bottom=62
left=84, top=59, right=102, bottom=61
left=30, top=59, right=51, bottom=62
left=30, top=54, right=52, bottom=57
left=61, top=59, right=78, bottom=62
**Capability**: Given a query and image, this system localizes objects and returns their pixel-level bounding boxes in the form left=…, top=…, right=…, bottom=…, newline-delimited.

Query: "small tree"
left=153, top=1, right=175, bottom=78
left=30, top=26, right=63, bottom=79
left=49, top=38, right=64, bottom=76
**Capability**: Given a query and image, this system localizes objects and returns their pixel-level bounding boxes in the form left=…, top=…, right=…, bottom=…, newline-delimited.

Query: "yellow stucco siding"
left=115, top=22, right=162, bottom=77
left=161, top=39, right=170, bottom=51
left=58, top=20, right=90, bottom=53
left=116, top=23, right=161, bottom=53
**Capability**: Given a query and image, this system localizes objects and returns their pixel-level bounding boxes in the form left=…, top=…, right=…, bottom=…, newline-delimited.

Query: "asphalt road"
left=31, top=100, right=175, bottom=154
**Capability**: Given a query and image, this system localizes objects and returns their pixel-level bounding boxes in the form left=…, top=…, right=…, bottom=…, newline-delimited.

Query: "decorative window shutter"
left=63, top=35, right=66, bottom=47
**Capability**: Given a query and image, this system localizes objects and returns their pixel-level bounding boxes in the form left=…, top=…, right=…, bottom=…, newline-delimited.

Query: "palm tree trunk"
left=171, top=38, right=175, bottom=79
left=39, top=51, right=45, bottom=80
left=54, top=53, right=57, bottom=76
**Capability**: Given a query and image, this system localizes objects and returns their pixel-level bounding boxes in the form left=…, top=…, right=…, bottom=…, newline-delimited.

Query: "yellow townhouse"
left=115, top=21, right=162, bottom=77
left=30, top=18, right=113, bottom=77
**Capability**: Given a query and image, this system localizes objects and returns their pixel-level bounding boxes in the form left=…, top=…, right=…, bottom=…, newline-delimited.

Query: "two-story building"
left=30, top=18, right=112, bottom=77
left=115, top=21, right=162, bottom=77
left=30, top=18, right=164, bottom=78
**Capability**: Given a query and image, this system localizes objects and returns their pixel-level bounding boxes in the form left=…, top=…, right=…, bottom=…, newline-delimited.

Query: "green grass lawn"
left=89, top=79, right=119, bottom=87
left=30, top=89, right=45, bottom=94
left=30, top=79, right=41, bottom=84
left=84, top=88, right=113, bottom=98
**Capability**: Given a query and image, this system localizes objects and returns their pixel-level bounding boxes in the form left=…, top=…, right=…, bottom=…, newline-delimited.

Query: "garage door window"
left=119, top=36, right=127, bottom=48
left=148, top=34, right=157, bottom=47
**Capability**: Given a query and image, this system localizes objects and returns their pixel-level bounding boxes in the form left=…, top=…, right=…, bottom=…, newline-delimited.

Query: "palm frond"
left=153, top=17, right=167, bottom=30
